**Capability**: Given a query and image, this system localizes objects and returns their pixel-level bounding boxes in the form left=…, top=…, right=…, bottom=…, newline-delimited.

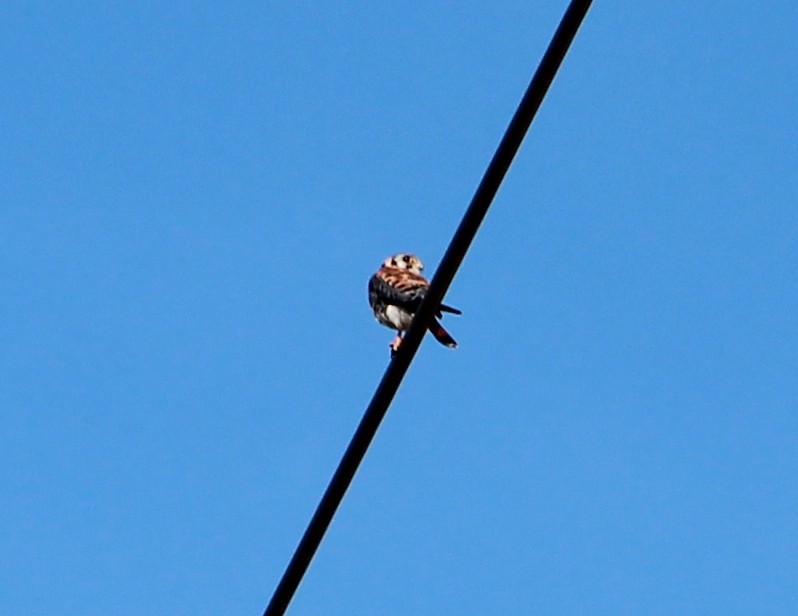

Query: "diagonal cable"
left=263, top=2, right=593, bottom=613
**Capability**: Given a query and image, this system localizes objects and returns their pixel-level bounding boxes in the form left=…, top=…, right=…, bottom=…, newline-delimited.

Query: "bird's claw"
left=389, top=336, right=403, bottom=357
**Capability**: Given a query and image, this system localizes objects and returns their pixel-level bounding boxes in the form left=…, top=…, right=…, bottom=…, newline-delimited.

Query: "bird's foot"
left=390, top=335, right=403, bottom=357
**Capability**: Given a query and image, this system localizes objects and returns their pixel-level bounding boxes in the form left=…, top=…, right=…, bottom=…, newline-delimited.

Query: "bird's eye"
left=403, top=255, right=410, bottom=262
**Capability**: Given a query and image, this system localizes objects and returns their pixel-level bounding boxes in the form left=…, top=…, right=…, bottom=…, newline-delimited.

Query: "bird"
left=368, top=253, right=461, bottom=356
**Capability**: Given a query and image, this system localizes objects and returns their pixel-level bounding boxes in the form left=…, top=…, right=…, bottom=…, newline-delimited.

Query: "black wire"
left=263, top=2, right=593, bottom=613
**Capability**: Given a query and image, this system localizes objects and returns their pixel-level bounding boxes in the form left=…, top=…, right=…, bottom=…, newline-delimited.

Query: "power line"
left=263, top=2, right=594, bottom=613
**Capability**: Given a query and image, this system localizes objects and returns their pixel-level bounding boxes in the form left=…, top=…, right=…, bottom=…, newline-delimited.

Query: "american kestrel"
left=368, top=253, right=461, bottom=356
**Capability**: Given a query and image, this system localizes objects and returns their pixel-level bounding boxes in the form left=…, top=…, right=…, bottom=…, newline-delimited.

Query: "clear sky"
left=2, top=2, right=797, bottom=614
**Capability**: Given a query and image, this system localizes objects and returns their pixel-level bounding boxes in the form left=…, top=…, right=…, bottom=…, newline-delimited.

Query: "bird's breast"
left=377, top=305, right=414, bottom=331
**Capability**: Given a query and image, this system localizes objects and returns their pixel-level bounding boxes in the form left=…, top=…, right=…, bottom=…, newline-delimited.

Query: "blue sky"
left=2, top=2, right=797, bottom=614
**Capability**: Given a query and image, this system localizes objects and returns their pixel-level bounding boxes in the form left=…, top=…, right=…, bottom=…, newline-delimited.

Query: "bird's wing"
left=439, top=303, right=462, bottom=315
left=369, top=267, right=429, bottom=313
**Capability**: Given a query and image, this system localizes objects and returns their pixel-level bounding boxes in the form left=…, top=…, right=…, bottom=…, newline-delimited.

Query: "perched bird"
left=368, top=253, right=461, bottom=356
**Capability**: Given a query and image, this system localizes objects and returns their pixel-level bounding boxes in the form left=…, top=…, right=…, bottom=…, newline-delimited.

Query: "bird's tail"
left=429, top=317, right=457, bottom=348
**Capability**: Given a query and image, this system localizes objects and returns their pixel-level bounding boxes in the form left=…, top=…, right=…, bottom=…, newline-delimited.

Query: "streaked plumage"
left=368, top=253, right=461, bottom=355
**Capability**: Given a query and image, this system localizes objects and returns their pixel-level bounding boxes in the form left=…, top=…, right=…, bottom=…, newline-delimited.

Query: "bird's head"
left=383, top=253, right=424, bottom=275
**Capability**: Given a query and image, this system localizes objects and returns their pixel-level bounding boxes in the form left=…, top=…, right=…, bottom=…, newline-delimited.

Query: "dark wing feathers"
left=369, top=266, right=461, bottom=316
left=368, top=269, right=427, bottom=313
